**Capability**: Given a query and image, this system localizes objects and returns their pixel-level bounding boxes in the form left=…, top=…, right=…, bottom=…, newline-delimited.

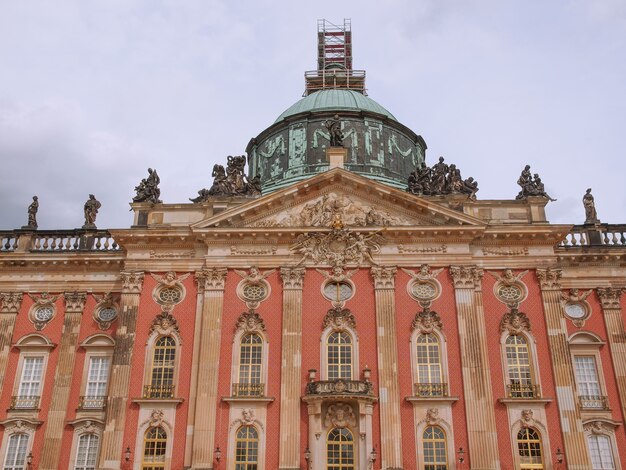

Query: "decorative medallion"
left=151, top=272, right=189, bottom=306
left=93, top=292, right=119, bottom=330
left=28, top=292, right=59, bottom=330
left=235, top=267, right=274, bottom=310
left=488, top=269, right=528, bottom=308
left=317, top=267, right=357, bottom=307
left=560, top=289, right=592, bottom=328
left=403, top=265, right=443, bottom=308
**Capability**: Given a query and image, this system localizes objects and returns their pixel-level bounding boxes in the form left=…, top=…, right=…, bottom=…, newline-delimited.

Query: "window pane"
left=86, top=357, right=110, bottom=397
left=588, top=434, right=615, bottom=469
left=235, top=426, right=259, bottom=470
left=4, top=433, right=29, bottom=470
left=327, top=332, right=352, bottom=380
left=75, top=433, right=100, bottom=470
left=574, top=356, right=602, bottom=397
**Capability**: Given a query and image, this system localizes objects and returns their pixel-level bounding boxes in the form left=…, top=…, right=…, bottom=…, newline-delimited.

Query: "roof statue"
left=22, top=196, right=38, bottom=230
left=133, top=168, right=162, bottom=204
left=583, top=188, right=600, bottom=224
left=191, top=156, right=261, bottom=202
left=515, top=165, right=556, bottom=201
left=407, top=156, right=479, bottom=199
left=324, top=114, right=345, bottom=147
left=82, top=194, right=101, bottom=229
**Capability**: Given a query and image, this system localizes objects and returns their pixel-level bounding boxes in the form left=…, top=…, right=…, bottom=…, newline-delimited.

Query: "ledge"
left=405, top=396, right=460, bottom=404
left=498, top=397, right=553, bottom=405
left=131, top=398, right=184, bottom=405
left=222, top=396, right=275, bottom=403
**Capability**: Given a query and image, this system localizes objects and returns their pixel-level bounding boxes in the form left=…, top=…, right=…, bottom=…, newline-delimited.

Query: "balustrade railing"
left=78, top=395, right=107, bottom=410
left=414, top=382, right=448, bottom=398
left=0, top=229, right=121, bottom=252
left=506, top=383, right=541, bottom=399
left=10, top=395, right=40, bottom=409
left=143, top=384, right=175, bottom=399
left=559, top=224, right=626, bottom=248
left=305, top=379, right=374, bottom=396
left=579, top=394, right=609, bottom=411
left=231, top=383, right=265, bottom=398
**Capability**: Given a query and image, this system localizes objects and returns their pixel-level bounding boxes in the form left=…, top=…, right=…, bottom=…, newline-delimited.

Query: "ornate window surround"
left=414, top=410, right=455, bottom=470
left=409, top=309, right=450, bottom=398
left=568, top=331, right=611, bottom=413
left=583, top=419, right=622, bottom=470
left=10, top=334, right=55, bottom=413
left=230, top=311, right=270, bottom=400
left=77, top=334, right=115, bottom=411
left=320, top=321, right=359, bottom=381
left=227, top=411, right=267, bottom=470
left=134, top=411, right=174, bottom=470
left=0, top=419, right=40, bottom=470
left=66, top=418, right=104, bottom=470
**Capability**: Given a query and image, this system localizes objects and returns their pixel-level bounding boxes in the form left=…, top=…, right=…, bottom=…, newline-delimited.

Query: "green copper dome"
left=274, top=89, right=397, bottom=123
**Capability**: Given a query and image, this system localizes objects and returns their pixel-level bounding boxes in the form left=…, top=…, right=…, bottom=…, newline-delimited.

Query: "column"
left=597, top=288, right=626, bottom=425
left=0, top=293, right=23, bottom=398
left=191, top=267, right=228, bottom=470
left=536, top=268, right=590, bottom=469
left=99, top=272, right=144, bottom=470
left=40, top=292, right=87, bottom=470
left=449, top=265, right=500, bottom=470
left=370, top=266, right=403, bottom=470
left=278, top=267, right=305, bottom=470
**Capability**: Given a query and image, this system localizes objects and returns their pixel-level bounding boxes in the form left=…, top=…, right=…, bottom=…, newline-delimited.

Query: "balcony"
left=506, top=383, right=541, bottom=399
left=78, top=395, right=106, bottom=410
left=579, top=395, right=610, bottom=411
left=10, top=395, right=40, bottom=410
left=305, top=379, right=375, bottom=397
left=232, top=383, right=265, bottom=398
left=143, top=384, right=175, bottom=399
left=414, top=383, right=448, bottom=398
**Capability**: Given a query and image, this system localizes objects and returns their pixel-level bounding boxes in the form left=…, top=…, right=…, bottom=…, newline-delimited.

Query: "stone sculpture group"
left=407, top=156, right=479, bottom=199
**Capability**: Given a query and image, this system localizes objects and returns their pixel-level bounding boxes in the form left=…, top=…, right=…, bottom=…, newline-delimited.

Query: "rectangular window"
left=588, top=434, right=615, bottom=469
left=574, top=356, right=601, bottom=396
left=3, top=433, right=29, bottom=470
left=17, top=357, right=43, bottom=398
left=85, top=357, right=110, bottom=397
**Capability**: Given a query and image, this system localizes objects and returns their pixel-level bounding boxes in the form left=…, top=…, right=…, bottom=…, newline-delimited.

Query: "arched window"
left=149, top=337, right=176, bottom=398
left=416, top=333, right=443, bottom=396
left=327, top=428, right=355, bottom=470
left=327, top=331, right=353, bottom=380
left=235, top=426, right=259, bottom=470
left=517, top=427, right=543, bottom=469
left=238, top=333, right=263, bottom=396
left=505, top=335, right=534, bottom=398
left=587, top=434, right=615, bottom=469
left=142, top=427, right=167, bottom=470
left=423, top=425, right=447, bottom=470
left=3, top=433, right=29, bottom=470
left=74, top=433, right=99, bottom=470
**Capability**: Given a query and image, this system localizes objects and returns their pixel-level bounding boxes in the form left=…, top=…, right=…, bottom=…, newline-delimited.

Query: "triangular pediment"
left=192, top=168, right=486, bottom=230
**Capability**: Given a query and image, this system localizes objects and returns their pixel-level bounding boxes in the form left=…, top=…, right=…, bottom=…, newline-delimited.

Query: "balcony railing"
left=78, top=395, right=107, bottom=410
left=559, top=224, right=626, bottom=248
left=143, top=384, right=175, bottom=399
left=506, top=383, right=541, bottom=399
left=0, top=229, right=121, bottom=253
left=414, top=382, right=449, bottom=398
left=305, top=379, right=374, bottom=397
left=10, top=395, right=40, bottom=410
left=232, top=383, right=265, bottom=398
left=579, top=395, right=609, bottom=411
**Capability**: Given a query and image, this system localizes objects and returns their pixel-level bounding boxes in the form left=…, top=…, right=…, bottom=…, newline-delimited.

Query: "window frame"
left=230, top=329, right=269, bottom=398
left=410, top=327, right=449, bottom=397
left=569, top=332, right=610, bottom=412
left=320, top=326, right=359, bottom=381
left=10, top=334, right=55, bottom=411
left=73, top=432, right=100, bottom=470
left=142, top=332, right=182, bottom=400
left=499, top=330, right=542, bottom=399
left=326, top=427, right=356, bottom=470
left=516, top=427, right=544, bottom=470
left=234, top=425, right=259, bottom=470
left=422, top=425, right=448, bottom=470
left=78, top=334, right=114, bottom=410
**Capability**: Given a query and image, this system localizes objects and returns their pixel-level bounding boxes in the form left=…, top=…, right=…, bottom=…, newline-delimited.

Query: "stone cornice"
left=596, top=288, right=624, bottom=310
left=449, top=265, right=483, bottom=289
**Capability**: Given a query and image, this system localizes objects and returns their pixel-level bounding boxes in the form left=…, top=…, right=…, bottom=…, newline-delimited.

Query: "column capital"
left=120, top=271, right=144, bottom=293
left=63, top=291, right=87, bottom=313
left=370, top=266, right=397, bottom=289
left=195, top=267, right=228, bottom=292
left=280, top=267, right=305, bottom=290
left=449, top=265, right=483, bottom=289
left=535, top=268, right=562, bottom=291
left=0, top=292, right=23, bottom=314
left=597, top=287, right=624, bottom=310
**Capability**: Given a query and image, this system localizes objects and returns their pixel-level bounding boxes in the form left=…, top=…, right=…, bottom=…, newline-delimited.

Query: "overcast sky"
left=1, top=0, right=625, bottom=230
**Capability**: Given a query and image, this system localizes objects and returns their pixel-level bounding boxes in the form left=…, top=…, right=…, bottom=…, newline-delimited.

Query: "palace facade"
left=1, top=19, right=626, bottom=470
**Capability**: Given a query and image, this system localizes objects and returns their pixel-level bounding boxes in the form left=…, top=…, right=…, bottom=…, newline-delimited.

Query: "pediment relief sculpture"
left=291, top=228, right=383, bottom=267
left=251, top=192, right=413, bottom=228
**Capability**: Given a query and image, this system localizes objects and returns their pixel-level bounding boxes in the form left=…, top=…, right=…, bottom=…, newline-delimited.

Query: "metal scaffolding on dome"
left=304, top=19, right=366, bottom=96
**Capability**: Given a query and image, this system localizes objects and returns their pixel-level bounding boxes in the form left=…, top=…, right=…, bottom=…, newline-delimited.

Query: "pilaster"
left=0, top=293, right=23, bottom=398
left=536, top=268, right=590, bottom=469
left=449, top=265, right=500, bottom=470
left=370, top=266, right=403, bottom=470
left=40, top=291, right=87, bottom=470
left=597, top=287, right=626, bottom=431
left=278, top=267, right=305, bottom=470
left=191, top=267, right=228, bottom=470
left=99, top=271, right=144, bottom=470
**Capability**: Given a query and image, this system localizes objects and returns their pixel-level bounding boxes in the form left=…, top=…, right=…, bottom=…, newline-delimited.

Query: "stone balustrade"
left=0, top=229, right=121, bottom=252
left=560, top=224, right=626, bottom=248
left=305, top=379, right=375, bottom=397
